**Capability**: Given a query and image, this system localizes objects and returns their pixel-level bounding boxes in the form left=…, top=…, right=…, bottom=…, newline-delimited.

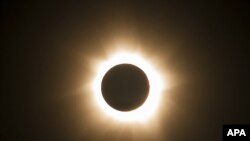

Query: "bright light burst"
left=92, top=52, right=164, bottom=122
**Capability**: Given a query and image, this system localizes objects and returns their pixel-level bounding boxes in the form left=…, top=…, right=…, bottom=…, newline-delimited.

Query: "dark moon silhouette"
left=101, top=64, right=150, bottom=111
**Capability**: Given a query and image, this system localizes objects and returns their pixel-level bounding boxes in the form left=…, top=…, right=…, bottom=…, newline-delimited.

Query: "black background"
left=1, top=0, right=250, bottom=141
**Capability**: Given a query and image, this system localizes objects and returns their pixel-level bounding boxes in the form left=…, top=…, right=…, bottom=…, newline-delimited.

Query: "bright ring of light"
left=92, top=52, right=163, bottom=122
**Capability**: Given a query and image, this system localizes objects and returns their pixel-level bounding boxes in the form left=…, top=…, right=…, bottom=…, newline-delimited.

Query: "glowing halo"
left=92, top=52, right=164, bottom=122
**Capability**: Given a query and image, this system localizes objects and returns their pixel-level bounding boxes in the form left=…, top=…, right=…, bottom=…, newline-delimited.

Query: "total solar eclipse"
left=93, top=52, right=163, bottom=121
left=101, top=64, right=150, bottom=111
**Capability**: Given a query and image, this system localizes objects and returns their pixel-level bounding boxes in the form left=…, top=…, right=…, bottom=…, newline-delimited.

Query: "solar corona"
left=92, top=52, right=164, bottom=122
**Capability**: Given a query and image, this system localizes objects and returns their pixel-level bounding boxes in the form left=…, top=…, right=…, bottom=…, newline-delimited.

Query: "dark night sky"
left=1, top=0, right=250, bottom=141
